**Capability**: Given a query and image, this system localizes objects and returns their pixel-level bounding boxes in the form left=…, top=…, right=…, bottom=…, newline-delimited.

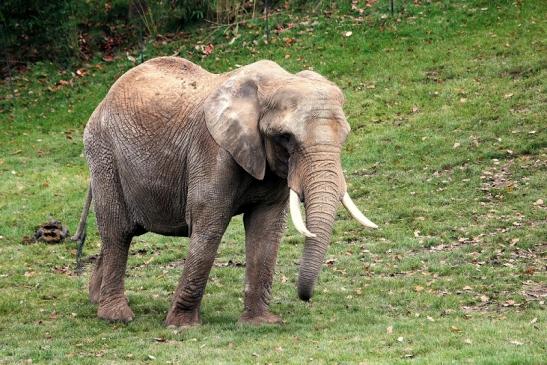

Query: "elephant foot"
left=97, top=297, right=134, bottom=323
left=239, top=311, right=283, bottom=325
left=165, top=308, right=201, bottom=328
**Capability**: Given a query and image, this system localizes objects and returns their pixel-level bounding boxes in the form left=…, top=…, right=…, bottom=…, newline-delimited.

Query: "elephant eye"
left=274, top=132, right=292, bottom=148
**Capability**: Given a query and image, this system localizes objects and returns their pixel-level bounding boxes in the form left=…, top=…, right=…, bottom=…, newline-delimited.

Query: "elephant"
left=72, top=56, right=377, bottom=326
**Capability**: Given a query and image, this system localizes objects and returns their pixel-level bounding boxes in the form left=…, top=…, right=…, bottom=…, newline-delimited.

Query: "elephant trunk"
left=292, top=148, right=344, bottom=301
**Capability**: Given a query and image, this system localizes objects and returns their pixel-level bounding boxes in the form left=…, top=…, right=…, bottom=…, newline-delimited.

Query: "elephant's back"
left=109, top=57, right=216, bottom=120
left=84, top=57, right=221, bottom=148
left=138, top=56, right=212, bottom=79
left=115, top=56, right=214, bottom=89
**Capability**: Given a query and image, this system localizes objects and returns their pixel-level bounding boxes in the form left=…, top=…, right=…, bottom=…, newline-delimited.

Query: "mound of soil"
left=23, top=220, right=69, bottom=244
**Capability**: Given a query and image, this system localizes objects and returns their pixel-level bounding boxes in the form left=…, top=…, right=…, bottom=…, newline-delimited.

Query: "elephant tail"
left=72, top=182, right=92, bottom=273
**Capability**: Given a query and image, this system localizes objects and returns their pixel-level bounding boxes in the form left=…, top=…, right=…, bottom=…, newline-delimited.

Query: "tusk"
left=342, top=192, right=378, bottom=229
left=289, top=190, right=316, bottom=238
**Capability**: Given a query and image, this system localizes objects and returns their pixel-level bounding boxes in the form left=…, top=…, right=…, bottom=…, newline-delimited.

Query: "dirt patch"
left=480, top=159, right=516, bottom=200
left=462, top=280, right=546, bottom=314
left=162, top=259, right=185, bottom=270
left=499, top=64, right=544, bottom=79
left=522, top=280, right=547, bottom=303
left=214, top=259, right=245, bottom=268
left=427, top=236, right=482, bottom=253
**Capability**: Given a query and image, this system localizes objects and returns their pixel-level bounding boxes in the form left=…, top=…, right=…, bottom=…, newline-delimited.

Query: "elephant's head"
left=204, top=61, right=377, bottom=301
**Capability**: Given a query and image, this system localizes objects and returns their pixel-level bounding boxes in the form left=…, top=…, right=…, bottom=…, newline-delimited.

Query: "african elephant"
left=73, top=57, right=377, bottom=326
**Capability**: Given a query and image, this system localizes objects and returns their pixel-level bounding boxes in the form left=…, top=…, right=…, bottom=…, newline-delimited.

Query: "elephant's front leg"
left=165, top=225, right=228, bottom=327
left=239, top=200, right=288, bottom=325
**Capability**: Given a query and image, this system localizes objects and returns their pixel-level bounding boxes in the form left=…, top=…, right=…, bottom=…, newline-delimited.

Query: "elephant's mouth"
left=286, top=146, right=377, bottom=236
left=289, top=186, right=378, bottom=237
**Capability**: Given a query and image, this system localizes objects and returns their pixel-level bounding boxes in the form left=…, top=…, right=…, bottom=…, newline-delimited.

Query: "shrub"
left=0, top=0, right=323, bottom=73
left=0, top=0, right=79, bottom=68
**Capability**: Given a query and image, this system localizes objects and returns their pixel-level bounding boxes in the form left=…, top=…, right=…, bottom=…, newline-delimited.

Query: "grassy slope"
left=0, top=1, right=545, bottom=364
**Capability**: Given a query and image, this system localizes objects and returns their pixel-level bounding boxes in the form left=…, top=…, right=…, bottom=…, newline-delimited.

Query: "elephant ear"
left=204, top=76, right=266, bottom=180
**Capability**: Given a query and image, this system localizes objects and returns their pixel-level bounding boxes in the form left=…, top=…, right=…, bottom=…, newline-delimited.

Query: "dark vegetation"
left=0, top=0, right=312, bottom=75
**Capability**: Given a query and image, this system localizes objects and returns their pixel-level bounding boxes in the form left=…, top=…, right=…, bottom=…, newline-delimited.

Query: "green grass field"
left=0, top=1, right=545, bottom=363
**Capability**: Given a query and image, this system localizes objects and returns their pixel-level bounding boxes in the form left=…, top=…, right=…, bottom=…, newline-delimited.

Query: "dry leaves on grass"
left=214, top=259, right=245, bottom=268
left=480, top=159, right=516, bottom=193
left=521, top=281, right=546, bottom=303
left=195, top=43, right=214, bottom=57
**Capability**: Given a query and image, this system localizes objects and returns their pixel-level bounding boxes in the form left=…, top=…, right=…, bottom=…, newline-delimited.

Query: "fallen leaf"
left=415, top=285, right=424, bottom=292
left=102, top=55, right=114, bottom=62
left=480, top=295, right=489, bottom=302
left=283, top=37, right=296, bottom=46
left=530, top=318, right=537, bottom=324
left=464, top=338, right=472, bottom=344
left=453, top=142, right=461, bottom=148
left=450, top=326, right=462, bottom=333
left=203, top=43, right=214, bottom=56
left=344, top=31, right=353, bottom=37
left=397, top=336, right=404, bottom=342
left=387, top=325, right=393, bottom=334
left=509, top=340, right=523, bottom=346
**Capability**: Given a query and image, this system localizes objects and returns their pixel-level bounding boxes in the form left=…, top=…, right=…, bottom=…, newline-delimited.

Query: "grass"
left=0, top=0, right=546, bottom=363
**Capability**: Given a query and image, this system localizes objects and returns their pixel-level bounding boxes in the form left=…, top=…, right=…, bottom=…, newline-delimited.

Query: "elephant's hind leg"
left=89, top=254, right=103, bottom=304
left=95, top=231, right=133, bottom=323
left=88, top=150, right=136, bottom=322
left=239, top=200, right=288, bottom=325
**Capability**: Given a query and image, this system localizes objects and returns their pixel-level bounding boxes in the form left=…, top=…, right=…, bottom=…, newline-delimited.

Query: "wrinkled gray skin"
left=83, top=57, right=352, bottom=326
